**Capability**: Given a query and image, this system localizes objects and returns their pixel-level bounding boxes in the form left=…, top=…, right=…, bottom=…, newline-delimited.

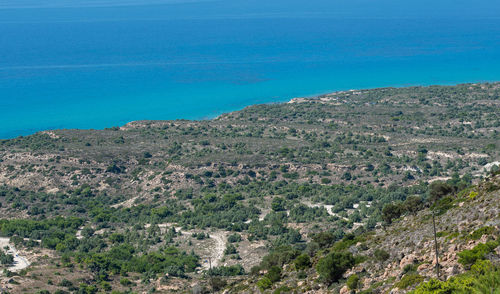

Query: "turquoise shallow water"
left=1, top=0, right=500, bottom=138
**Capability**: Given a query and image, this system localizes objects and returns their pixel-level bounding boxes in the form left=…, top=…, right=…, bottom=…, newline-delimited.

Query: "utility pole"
left=209, top=257, right=214, bottom=294
left=432, top=211, right=440, bottom=279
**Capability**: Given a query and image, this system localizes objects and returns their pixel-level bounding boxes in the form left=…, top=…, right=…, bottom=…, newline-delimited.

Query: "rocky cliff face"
left=349, top=174, right=499, bottom=293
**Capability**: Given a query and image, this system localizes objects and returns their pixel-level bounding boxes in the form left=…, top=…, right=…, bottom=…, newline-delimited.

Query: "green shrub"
left=228, top=233, right=242, bottom=243
left=429, top=182, right=453, bottom=203
left=347, top=274, right=360, bottom=290
left=207, top=264, right=245, bottom=276
left=413, top=261, right=500, bottom=294
left=382, top=203, right=402, bottom=224
left=412, top=275, right=477, bottom=294
left=273, top=286, right=292, bottom=294
left=250, top=265, right=261, bottom=276
left=266, top=266, right=282, bottom=283
left=119, top=278, right=133, bottom=286
left=435, top=231, right=448, bottom=238
left=402, top=195, right=424, bottom=215
left=374, top=249, right=390, bottom=262
left=0, top=251, right=14, bottom=265
left=321, top=178, right=332, bottom=184
left=293, top=254, right=311, bottom=270
left=297, top=270, right=307, bottom=279
left=332, top=233, right=365, bottom=252
left=316, top=251, right=355, bottom=284
left=469, top=265, right=500, bottom=293
left=469, top=226, right=495, bottom=240
left=211, top=277, right=227, bottom=291
left=260, top=246, right=301, bottom=269
left=468, top=191, right=478, bottom=199
left=109, top=233, right=125, bottom=243
left=257, top=277, right=272, bottom=291
left=403, top=264, right=418, bottom=274
left=354, top=255, right=368, bottom=265
left=395, top=273, right=424, bottom=289
left=58, top=279, right=73, bottom=287
left=79, top=284, right=98, bottom=294
left=271, top=197, right=286, bottom=211
left=432, top=196, right=454, bottom=214
left=224, top=244, right=238, bottom=255
left=311, top=232, right=336, bottom=248
left=457, top=240, right=499, bottom=268
left=412, top=277, right=470, bottom=294
left=100, top=281, right=112, bottom=291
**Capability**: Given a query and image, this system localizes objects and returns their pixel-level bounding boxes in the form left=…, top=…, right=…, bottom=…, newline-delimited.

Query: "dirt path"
left=201, top=232, right=226, bottom=270
left=174, top=227, right=226, bottom=270
left=169, top=225, right=226, bottom=269
left=111, top=196, right=138, bottom=208
left=145, top=224, right=227, bottom=271
left=258, top=209, right=270, bottom=221
left=0, top=237, right=30, bottom=272
left=304, top=202, right=349, bottom=221
left=76, top=226, right=85, bottom=240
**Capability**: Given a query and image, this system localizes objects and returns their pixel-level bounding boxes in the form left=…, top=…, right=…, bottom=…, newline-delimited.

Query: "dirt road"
left=0, top=237, right=30, bottom=272
left=144, top=224, right=227, bottom=271
left=304, top=201, right=349, bottom=221
left=201, top=232, right=226, bottom=270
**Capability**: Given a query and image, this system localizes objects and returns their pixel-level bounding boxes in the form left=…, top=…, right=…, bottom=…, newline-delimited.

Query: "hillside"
left=0, top=83, right=499, bottom=293
left=227, top=172, right=500, bottom=293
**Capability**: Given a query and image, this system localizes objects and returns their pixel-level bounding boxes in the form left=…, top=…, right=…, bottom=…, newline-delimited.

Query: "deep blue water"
left=1, top=0, right=500, bottom=138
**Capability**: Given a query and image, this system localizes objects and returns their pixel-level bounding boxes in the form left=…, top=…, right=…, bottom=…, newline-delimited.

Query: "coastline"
left=2, top=81, right=499, bottom=140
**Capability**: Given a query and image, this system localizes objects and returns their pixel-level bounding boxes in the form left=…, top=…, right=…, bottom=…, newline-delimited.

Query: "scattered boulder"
left=417, top=263, right=432, bottom=272
left=399, top=254, right=417, bottom=269
left=340, top=285, right=350, bottom=294
left=445, top=265, right=460, bottom=277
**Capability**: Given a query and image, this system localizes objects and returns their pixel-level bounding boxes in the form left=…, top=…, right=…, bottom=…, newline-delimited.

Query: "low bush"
left=395, top=273, right=423, bottom=289
left=374, top=249, right=390, bottom=262
left=228, top=233, right=242, bottom=243
left=257, top=277, right=272, bottom=291
left=316, top=251, right=355, bottom=284
left=266, top=266, right=282, bottom=283
left=207, top=264, right=245, bottom=276
left=347, top=274, right=360, bottom=290
left=457, top=240, right=499, bottom=268
left=468, top=226, right=495, bottom=240
left=294, top=254, right=311, bottom=270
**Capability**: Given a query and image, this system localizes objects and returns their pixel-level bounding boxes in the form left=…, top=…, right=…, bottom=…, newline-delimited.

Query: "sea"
left=1, top=0, right=500, bottom=138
